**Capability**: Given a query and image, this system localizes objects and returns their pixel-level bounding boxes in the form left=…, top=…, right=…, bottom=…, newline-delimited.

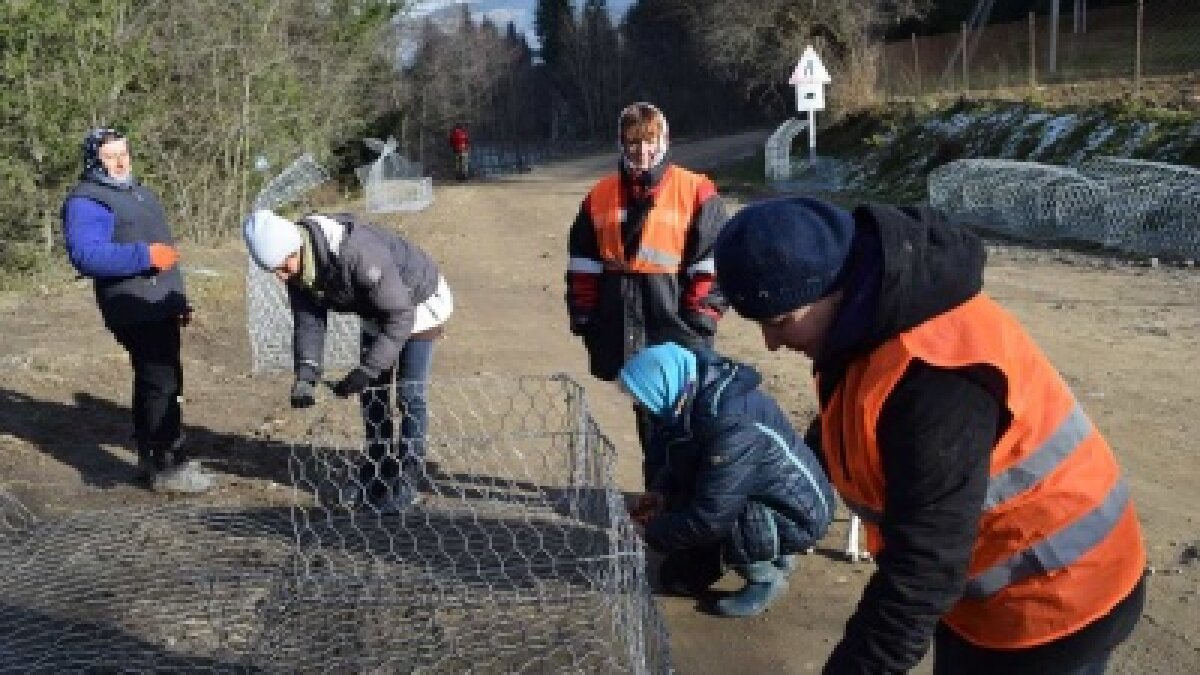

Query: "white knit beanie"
left=243, top=209, right=303, bottom=271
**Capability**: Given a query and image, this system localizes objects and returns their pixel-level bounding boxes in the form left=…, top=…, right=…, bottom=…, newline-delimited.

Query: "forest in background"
left=0, top=0, right=1160, bottom=273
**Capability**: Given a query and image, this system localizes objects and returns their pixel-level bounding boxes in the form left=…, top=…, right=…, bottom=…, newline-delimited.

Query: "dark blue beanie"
left=714, top=197, right=856, bottom=320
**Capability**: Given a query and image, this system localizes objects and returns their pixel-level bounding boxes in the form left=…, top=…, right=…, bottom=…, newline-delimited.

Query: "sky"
left=404, top=0, right=637, bottom=48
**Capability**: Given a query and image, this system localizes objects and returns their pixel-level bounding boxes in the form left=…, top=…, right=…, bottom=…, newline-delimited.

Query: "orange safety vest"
left=820, top=293, right=1145, bottom=649
left=586, top=165, right=713, bottom=273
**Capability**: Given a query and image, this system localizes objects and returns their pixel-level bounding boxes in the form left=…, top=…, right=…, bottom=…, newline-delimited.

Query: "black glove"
left=332, top=368, right=372, bottom=398
left=290, top=379, right=317, bottom=409
left=569, top=314, right=593, bottom=337
left=682, top=309, right=718, bottom=337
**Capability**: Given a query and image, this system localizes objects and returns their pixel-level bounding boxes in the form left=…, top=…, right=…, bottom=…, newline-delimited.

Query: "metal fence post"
left=912, top=32, right=922, bottom=97
left=1135, top=0, right=1144, bottom=97
left=1029, top=12, right=1038, bottom=90
left=961, top=21, right=969, bottom=94
left=1049, top=0, right=1060, bottom=76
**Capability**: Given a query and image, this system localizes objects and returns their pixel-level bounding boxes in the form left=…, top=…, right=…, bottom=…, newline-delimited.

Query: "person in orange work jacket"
left=712, top=197, right=1146, bottom=675
left=566, top=102, right=728, bottom=484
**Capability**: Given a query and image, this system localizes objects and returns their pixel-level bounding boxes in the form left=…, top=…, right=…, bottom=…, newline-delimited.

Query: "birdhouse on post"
left=789, top=45, right=831, bottom=164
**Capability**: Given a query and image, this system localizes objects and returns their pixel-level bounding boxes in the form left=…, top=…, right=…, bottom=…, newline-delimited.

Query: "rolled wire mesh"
left=0, top=375, right=670, bottom=673
left=247, top=154, right=360, bottom=374
left=929, top=157, right=1200, bottom=258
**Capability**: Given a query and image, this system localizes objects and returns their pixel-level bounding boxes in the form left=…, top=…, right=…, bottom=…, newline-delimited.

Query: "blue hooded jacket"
left=641, top=349, right=834, bottom=556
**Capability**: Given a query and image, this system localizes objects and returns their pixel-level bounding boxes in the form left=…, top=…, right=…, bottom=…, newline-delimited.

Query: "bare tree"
left=677, top=0, right=930, bottom=111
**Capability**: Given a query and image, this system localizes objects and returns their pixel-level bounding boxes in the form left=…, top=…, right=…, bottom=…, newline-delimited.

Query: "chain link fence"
left=0, top=376, right=671, bottom=673
left=880, top=0, right=1200, bottom=102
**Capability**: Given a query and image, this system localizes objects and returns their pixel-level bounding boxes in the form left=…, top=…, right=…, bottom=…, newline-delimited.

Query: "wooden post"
left=1135, top=0, right=1144, bottom=97
left=961, top=21, right=969, bottom=94
left=1029, top=12, right=1038, bottom=90
left=912, top=32, right=922, bottom=96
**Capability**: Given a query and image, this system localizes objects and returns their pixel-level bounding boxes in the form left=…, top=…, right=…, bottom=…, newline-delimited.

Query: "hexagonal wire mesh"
left=356, top=137, right=433, bottom=214
left=929, top=157, right=1200, bottom=258
left=0, top=375, right=671, bottom=673
left=247, top=155, right=360, bottom=373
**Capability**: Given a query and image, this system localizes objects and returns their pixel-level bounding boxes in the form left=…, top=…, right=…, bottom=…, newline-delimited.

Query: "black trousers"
left=109, top=318, right=183, bottom=454
left=932, top=576, right=1146, bottom=675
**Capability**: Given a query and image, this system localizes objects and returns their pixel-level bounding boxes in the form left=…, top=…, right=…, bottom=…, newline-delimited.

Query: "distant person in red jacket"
left=448, top=124, right=470, bottom=181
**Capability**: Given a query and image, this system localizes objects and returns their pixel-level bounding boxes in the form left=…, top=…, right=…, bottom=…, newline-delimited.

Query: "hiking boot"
left=716, top=561, right=789, bottom=618
left=341, top=478, right=417, bottom=513
left=152, top=460, right=216, bottom=494
left=134, top=446, right=156, bottom=484
left=149, top=436, right=215, bottom=494
left=369, top=477, right=417, bottom=513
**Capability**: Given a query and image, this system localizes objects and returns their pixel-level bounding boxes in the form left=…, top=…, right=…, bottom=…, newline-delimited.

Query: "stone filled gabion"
left=929, top=157, right=1200, bottom=259
left=0, top=375, right=671, bottom=674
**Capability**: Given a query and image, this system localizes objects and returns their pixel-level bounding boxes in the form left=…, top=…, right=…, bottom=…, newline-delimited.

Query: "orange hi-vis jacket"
left=820, top=293, right=1145, bottom=649
left=586, top=165, right=714, bottom=273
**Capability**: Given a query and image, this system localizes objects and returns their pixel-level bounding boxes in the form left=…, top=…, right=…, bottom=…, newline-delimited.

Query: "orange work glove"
left=147, top=243, right=179, bottom=272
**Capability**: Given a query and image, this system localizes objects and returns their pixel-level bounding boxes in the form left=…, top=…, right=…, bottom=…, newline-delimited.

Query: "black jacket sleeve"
left=824, top=361, right=999, bottom=674
left=643, top=419, right=761, bottom=553
left=288, top=282, right=327, bottom=383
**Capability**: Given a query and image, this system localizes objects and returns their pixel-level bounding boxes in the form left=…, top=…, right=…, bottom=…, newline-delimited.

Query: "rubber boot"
left=715, top=561, right=789, bottom=618
left=774, top=554, right=798, bottom=573
left=365, top=476, right=416, bottom=513
left=151, top=438, right=216, bottom=495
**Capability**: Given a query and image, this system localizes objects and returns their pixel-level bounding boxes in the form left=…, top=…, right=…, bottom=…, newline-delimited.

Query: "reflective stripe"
left=687, top=257, right=715, bottom=276
left=568, top=256, right=604, bottom=273
left=709, top=366, right=737, bottom=415
left=754, top=422, right=831, bottom=525
left=766, top=504, right=780, bottom=560
left=635, top=246, right=680, bottom=270
left=964, top=478, right=1130, bottom=600
left=985, top=404, right=1092, bottom=509
left=842, top=496, right=882, bottom=524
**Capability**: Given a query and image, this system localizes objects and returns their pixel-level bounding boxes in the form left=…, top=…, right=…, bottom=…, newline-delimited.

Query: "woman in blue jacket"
left=620, top=342, right=834, bottom=617
left=61, top=128, right=212, bottom=494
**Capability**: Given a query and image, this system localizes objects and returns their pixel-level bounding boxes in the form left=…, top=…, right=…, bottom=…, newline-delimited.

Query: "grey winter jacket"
left=288, top=213, right=439, bottom=380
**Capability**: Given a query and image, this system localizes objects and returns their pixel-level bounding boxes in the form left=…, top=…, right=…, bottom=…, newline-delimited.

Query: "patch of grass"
left=708, top=148, right=774, bottom=200
left=0, top=244, right=74, bottom=292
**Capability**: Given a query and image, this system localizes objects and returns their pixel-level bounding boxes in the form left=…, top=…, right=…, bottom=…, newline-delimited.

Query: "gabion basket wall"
left=0, top=375, right=671, bottom=673
left=246, top=260, right=361, bottom=374
left=929, top=157, right=1200, bottom=259
left=246, top=154, right=361, bottom=374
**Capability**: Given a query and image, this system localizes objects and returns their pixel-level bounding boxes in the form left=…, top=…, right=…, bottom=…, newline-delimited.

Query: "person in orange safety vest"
left=712, top=197, right=1146, bottom=675
left=566, top=102, right=728, bottom=485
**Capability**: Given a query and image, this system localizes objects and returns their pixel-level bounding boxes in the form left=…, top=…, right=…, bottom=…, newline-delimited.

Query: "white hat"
left=243, top=209, right=303, bottom=271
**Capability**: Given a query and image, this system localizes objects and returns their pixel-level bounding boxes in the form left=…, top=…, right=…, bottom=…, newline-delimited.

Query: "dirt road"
left=1, top=132, right=1197, bottom=673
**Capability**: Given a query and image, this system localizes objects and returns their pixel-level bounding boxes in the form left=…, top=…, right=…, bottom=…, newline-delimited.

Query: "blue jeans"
left=358, top=336, right=436, bottom=488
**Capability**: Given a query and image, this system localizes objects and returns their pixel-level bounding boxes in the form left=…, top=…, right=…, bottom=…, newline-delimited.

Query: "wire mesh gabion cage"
left=246, top=154, right=360, bottom=373
left=929, top=157, right=1200, bottom=259
left=0, top=375, right=671, bottom=673
left=246, top=261, right=361, bottom=373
